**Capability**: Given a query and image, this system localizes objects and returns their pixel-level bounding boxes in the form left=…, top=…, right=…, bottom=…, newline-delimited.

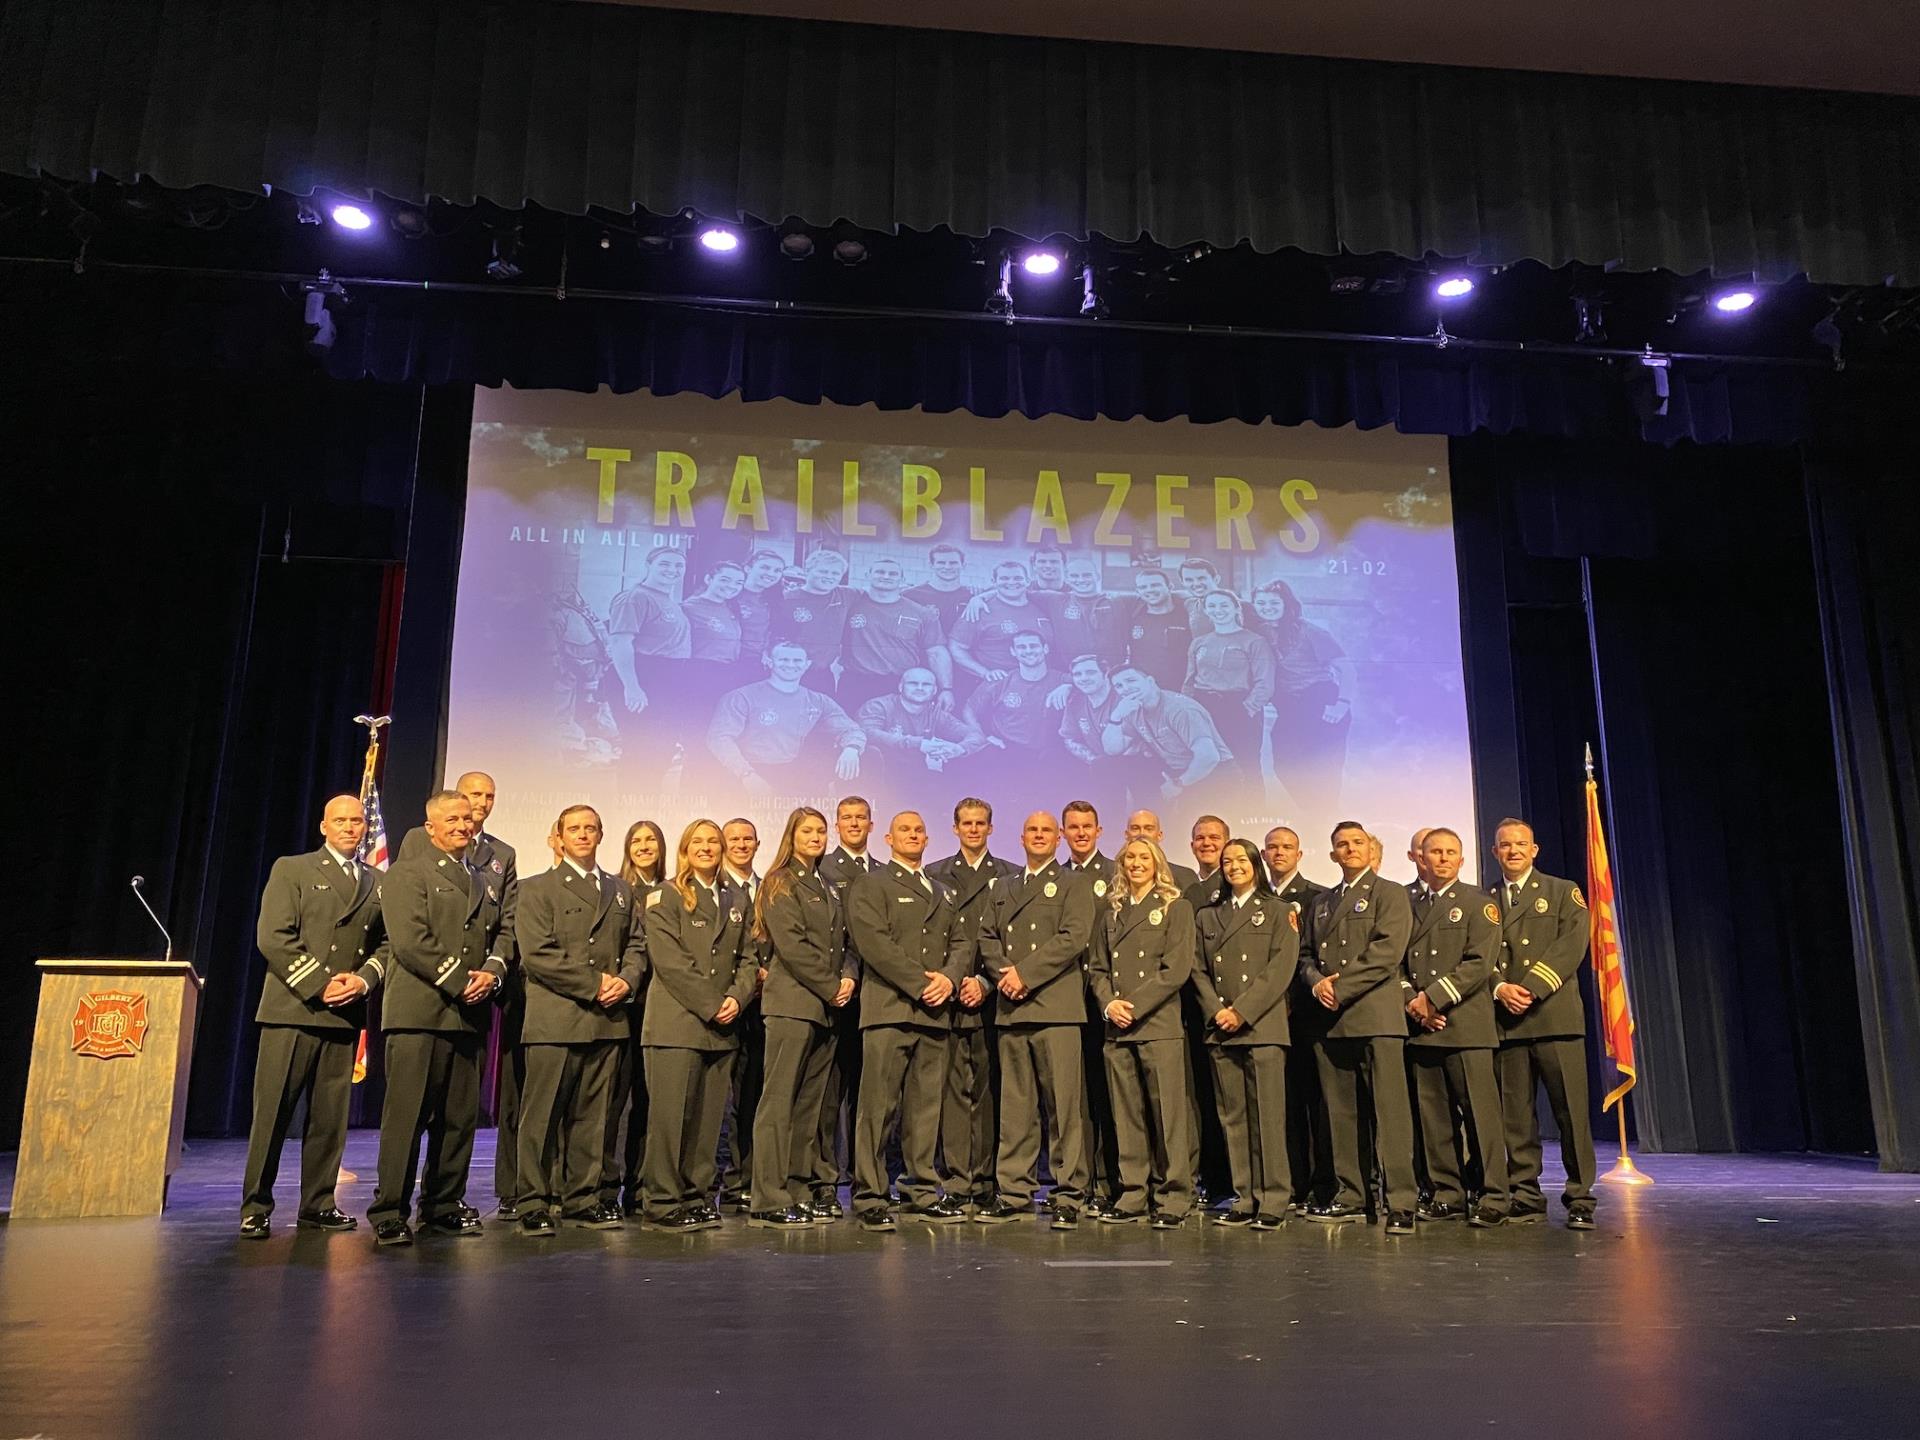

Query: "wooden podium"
left=11, top=958, right=204, bottom=1219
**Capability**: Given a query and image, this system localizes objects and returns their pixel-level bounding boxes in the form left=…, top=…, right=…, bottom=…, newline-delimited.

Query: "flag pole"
left=1586, top=742, right=1653, bottom=1188
left=337, top=713, right=391, bottom=1187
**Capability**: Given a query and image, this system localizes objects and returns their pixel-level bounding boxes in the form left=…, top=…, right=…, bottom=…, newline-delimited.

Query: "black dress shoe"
left=296, top=1208, right=358, bottom=1233
left=1250, top=1213, right=1287, bottom=1232
left=1050, top=1208, right=1079, bottom=1231
left=1304, top=1201, right=1364, bottom=1225
left=642, top=1208, right=701, bottom=1232
left=1507, top=1206, right=1548, bottom=1225
left=374, top=1219, right=415, bottom=1247
left=452, top=1203, right=481, bottom=1223
left=717, top=1190, right=752, bottom=1213
left=495, top=1201, right=519, bottom=1221
left=1084, top=1196, right=1115, bottom=1219
left=858, top=1209, right=897, bottom=1232
left=423, top=1212, right=483, bottom=1237
left=1566, top=1208, right=1597, bottom=1231
left=809, top=1193, right=845, bottom=1220
left=905, top=1197, right=969, bottom=1224
left=1468, top=1208, right=1508, bottom=1228
left=1099, top=1209, right=1148, bottom=1225
left=688, top=1203, right=724, bottom=1230
left=973, top=1200, right=1026, bottom=1225
left=564, top=1202, right=624, bottom=1230
left=1384, top=1210, right=1417, bottom=1235
left=518, top=1210, right=558, bottom=1237
left=1150, top=1212, right=1187, bottom=1230
left=1417, top=1201, right=1465, bottom=1222
left=239, top=1214, right=271, bottom=1240
left=970, top=1190, right=997, bottom=1213
left=748, top=1207, right=816, bottom=1229
left=1211, top=1209, right=1255, bottom=1227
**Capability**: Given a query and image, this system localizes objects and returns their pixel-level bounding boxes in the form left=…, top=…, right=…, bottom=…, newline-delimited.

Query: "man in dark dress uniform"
left=845, top=812, right=975, bottom=1230
left=370, top=790, right=510, bottom=1245
left=393, top=770, right=521, bottom=1218
left=927, top=799, right=1020, bottom=1211
left=1402, top=827, right=1509, bottom=1227
left=1490, top=818, right=1598, bottom=1229
left=811, top=797, right=876, bottom=1217
left=1264, top=826, right=1331, bottom=1210
left=715, top=819, right=767, bottom=1211
left=974, top=813, right=1098, bottom=1228
left=1302, top=821, right=1418, bottom=1232
left=511, top=804, right=645, bottom=1235
left=1060, top=800, right=1120, bottom=1216
left=240, top=793, right=388, bottom=1238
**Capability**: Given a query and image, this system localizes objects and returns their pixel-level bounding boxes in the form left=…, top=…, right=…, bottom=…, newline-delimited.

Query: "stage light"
left=1434, top=275, right=1475, bottom=300
left=330, top=203, right=373, bottom=231
left=832, top=237, right=868, bottom=266
left=1021, top=251, right=1063, bottom=277
left=389, top=206, right=429, bottom=240
left=1080, top=263, right=1107, bottom=319
left=1712, top=288, right=1758, bottom=314
left=986, top=256, right=1015, bottom=316
left=699, top=227, right=741, bottom=253
left=778, top=230, right=816, bottom=260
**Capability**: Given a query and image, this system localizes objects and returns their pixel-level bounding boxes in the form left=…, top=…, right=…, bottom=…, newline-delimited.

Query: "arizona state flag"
left=1585, top=766, right=1637, bottom=1110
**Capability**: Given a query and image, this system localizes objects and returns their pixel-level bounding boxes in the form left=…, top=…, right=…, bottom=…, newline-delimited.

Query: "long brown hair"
left=671, top=819, right=725, bottom=911
left=753, top=806, right=829, bottom=942
left=620, top=819, right=667, bottom=889
left=1113, top=837, right=1183, bottom=912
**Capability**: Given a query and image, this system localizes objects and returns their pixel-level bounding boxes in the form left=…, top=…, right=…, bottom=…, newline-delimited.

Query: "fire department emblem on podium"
left=71, top=991, right=150, bottom=1059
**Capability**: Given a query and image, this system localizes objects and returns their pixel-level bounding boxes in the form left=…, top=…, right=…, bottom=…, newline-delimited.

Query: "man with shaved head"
left=1265, top=824, right=1331, bottom=1212
left=241, top=793, right=389, bottom=1238
left=397, top=770, right=523, bottom=1216
left=844, top=812, right=974, bottom=1230
left=1127, top=810, right=1199, bottom=891
left=974, top=811, right=1097, bottom=1227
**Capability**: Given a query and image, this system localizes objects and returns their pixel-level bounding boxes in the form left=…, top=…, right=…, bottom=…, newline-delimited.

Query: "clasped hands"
left=1406, top=992, right=1447, bottom=1032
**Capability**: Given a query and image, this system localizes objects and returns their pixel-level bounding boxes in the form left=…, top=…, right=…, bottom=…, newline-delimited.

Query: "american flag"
left=351, top=772, right=390, bottom=1084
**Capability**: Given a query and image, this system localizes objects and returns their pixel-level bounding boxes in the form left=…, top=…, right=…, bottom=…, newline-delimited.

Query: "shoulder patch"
left=646, top=889, right=663, bottom=908
left=1571, top=885, right=1587, bottom=909
left=1484, top=902, right=1500, bottom=925
left=1288, top=908, right=1299, bottom=932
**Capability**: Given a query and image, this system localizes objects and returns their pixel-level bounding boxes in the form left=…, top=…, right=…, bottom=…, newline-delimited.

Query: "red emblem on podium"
left=71, top=990, right=150, bottom=1059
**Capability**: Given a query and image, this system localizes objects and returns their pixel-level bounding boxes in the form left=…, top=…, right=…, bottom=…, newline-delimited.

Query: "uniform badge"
left=792, top=607, right=813, bottom=622
left=1003, top=692, right=1022, bottom=708
left=1353, top=898, right=1368, bottom=913
left=1093, top=879, right=1107, bottom=897
left=1043, top=881, right=1058, bottom=898
left=758, top=710, right=781, bottom=725
left=314, top=882, right=330, bottom=891
left=646, top=890, right=663, bottom=908
left=1131, top=625, right=1145, bottom=640
left=1448, top=906, right=1462, bottom=923
left=1148, top=908, right=1163, bottom=926
left=1571, top=886, right=1588, bottom=909
left=1534, top=897, right=1550, bottom=914
left=850, top=613, right=868, bottom=628
left=728, top=908, right=743, bottom=925
left=1251, top=910, right=1266, bottom=927
left=1064, top=604, right=1082, bottom=619
left=491, top=859, right=503, bottom=874
left=616, top=892, right=627, bottom=908
left=1483, top=902, right=1500, bottom=924
left=488, top=884, right=500, bottom=902
left=1288, top=909, right=1299, bottom=932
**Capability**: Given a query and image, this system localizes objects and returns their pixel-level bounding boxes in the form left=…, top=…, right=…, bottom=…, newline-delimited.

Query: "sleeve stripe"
left=1529, top=963, right=1563, bottom=992
left=1440, top=976, right=1462, bottom=1005
left=362, top=958, right=384, bottom=979
left=287, top=958, right=319, bottom=985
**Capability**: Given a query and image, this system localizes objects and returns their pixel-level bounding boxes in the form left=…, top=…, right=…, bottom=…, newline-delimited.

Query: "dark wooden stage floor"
left=2, top=1135, right=1916, bottom=1438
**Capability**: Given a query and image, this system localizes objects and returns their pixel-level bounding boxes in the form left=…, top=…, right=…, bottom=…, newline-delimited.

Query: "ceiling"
left=595, top=0, right=1920, bottom=96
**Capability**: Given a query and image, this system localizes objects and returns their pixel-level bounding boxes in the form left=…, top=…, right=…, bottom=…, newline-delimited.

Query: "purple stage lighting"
left=1711, top=288, right=1758, bottom=314
left=1434, top=275, right=1475, bottom=299
left=699, top=227, right=741, bottom=253
left=1021, top=251, right=1064, bottom=277
left=329, top=203, right=374, bottom=231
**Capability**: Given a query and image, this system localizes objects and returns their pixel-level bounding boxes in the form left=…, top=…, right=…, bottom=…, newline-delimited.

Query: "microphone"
left=130, top=875, right=174, bottom=964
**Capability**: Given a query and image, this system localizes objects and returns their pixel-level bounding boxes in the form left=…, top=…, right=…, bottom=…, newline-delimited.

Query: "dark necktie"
left=1507, top=882, right=1521, bottom=910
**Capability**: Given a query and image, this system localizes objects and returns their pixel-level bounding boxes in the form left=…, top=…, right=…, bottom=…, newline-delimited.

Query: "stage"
left=2, top=1139, right=1915, bottom=1437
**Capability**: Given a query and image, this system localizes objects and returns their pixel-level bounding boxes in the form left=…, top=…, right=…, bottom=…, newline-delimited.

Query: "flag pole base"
left=1599, top=1153, right=1654, bottom=1187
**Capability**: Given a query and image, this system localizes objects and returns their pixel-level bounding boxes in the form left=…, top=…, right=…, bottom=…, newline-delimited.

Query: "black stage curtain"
left=0, top=351, right=468, bottom=1149
left=1805, top=454, right=1920, bottom=1172
left=1451, top=436, right=1877, bottom=1158
left=4, top=0, right=1920, bottom=284
left=3, top=269, right=1847, bottom=448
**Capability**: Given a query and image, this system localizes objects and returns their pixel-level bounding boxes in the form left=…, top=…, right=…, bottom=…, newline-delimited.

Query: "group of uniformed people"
left=241, top=772, right=1598, bottom=1243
